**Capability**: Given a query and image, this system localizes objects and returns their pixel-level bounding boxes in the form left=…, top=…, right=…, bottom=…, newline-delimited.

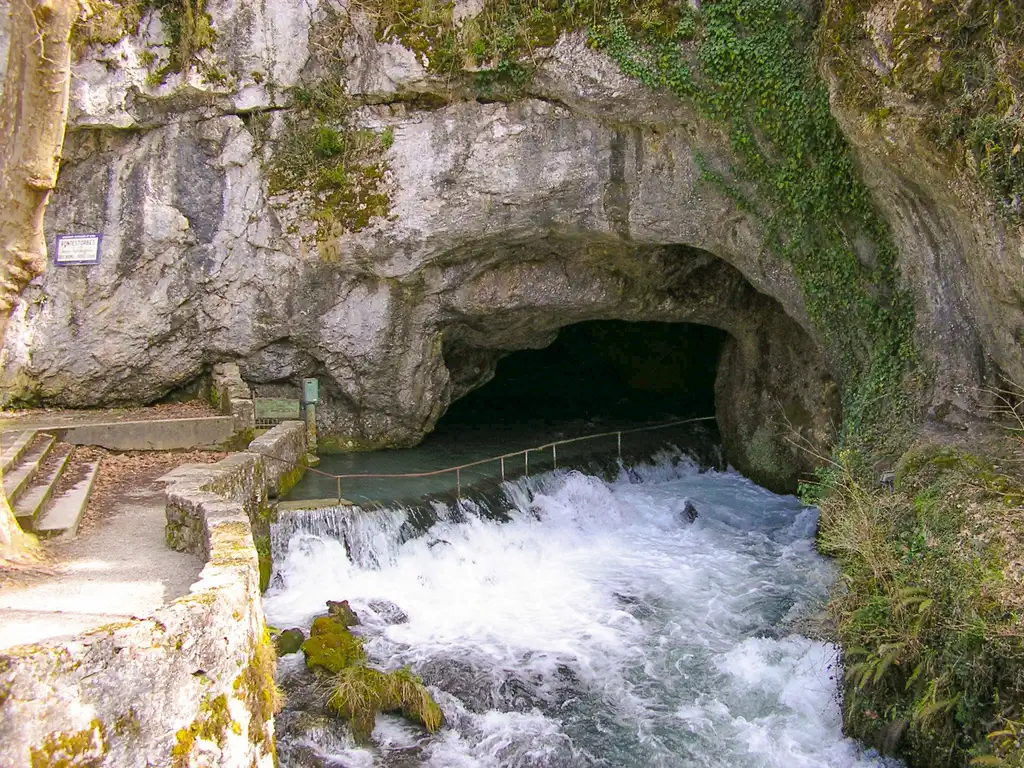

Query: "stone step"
left=3, top=434, right=55, bottom=505
left=13, top=445, right=72, bottom=531
left=0, top=430, right=35, bottom=476
left=35, top=461, right=100, bottom=539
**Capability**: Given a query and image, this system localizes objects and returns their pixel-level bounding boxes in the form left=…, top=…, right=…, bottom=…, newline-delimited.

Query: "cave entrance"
left=439, top=320, right=728, bottom=427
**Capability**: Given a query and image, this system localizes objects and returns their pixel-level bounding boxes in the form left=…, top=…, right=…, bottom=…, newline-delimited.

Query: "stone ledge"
left=54, top=416, right=238, bottom=451
left=0, top=421, right=308, bottom=767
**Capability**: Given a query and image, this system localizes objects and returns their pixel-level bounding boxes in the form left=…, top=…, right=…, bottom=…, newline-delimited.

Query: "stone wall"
left=210, top=363, right=256, bottom=438
left=0, top=422, right=307, bottom=768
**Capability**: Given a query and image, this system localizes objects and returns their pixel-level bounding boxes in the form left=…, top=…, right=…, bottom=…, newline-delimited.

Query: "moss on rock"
left=326, top=600, right=360, bottom=628
left=171, top=694, right=232, bottom=767
left=234, top=628, right=282, bottom=754
left=29, top=720, right=106, bottom=768
left=301, top=617, right=367, bottom=674
left=254, top=534, right=272, bottom=593
left=274, top=628, right=306, bottom=656
left=302, top=606, right=444, bottom=744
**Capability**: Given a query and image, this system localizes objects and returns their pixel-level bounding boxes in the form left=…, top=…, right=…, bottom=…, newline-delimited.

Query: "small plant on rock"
left=301, top=605, right=444, bottom=745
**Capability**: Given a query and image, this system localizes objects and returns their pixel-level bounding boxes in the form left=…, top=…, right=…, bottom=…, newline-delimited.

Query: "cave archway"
left=441, top=320, right=727, bottom=425
left=423, top=238, right=841, bottom=493
left=235, top=235, right=839, bottom=493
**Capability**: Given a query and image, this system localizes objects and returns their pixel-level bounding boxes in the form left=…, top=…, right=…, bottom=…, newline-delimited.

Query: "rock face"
left=2, top=0, right=1016, bottom=489
left=819, top=0, right=1024, bottom=421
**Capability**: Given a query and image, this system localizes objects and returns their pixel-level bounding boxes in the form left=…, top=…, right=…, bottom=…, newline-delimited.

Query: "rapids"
left=264, top=452, right=901, bottom=768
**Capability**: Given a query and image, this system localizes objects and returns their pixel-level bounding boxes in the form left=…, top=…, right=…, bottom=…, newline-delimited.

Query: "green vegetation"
left=814, top=446, right=1024, bottom=767
left=172, top=694, right=232, bottom=767
left=72, top=0, right=219, bottom=85
left=329, top=665, right=444, bottom=743
left=301, top=612, right=443, bottom=744
left=29, top=721, right=106, bottom=767
left=821, top=0, right=1023, bottom=222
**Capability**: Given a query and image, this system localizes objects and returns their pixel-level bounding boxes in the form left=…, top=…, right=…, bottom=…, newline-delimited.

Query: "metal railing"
left=255, top=416, right=716, bottom=504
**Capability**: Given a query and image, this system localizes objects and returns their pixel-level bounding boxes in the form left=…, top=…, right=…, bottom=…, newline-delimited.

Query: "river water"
left=264, top=450, right=900, bottom=768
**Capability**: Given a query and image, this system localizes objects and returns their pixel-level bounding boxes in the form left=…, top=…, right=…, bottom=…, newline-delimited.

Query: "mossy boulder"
left=300, top=603, right=443, bottom=744
left=274, top=628, right=306, bottom=656
left=301, top=616, right=367, bottom=674
left=326, top=600, right=360, bottom=628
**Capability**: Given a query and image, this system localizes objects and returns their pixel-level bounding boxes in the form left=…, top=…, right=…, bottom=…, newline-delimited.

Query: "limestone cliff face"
left=820, top=0, right=1023, bottom=421
left=2, top=0, right=1016, bottom=489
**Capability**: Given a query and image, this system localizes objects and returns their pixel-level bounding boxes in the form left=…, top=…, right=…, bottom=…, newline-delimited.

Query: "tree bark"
left=0, top=0, right=78, bottom=562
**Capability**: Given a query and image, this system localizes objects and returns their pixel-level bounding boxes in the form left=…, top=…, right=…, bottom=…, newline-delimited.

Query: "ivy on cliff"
left=587, top=0, right=919, bottom=452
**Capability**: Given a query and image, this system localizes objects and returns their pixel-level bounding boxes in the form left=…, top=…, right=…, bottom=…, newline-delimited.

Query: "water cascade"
left=265, top=452, right=902, bottom=767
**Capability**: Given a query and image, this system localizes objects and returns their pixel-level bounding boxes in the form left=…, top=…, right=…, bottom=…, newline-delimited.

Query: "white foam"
left=265, top=455, right=901, bottom=767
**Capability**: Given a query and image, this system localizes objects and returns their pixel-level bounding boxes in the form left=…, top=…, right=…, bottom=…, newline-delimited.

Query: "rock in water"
left=367, top=599, right=409, bottom=625
left=275, top=628, right=306, bottom=656
left=326, top=600, right=360, bottom=627
left=678, top=499, right=699, bottom=524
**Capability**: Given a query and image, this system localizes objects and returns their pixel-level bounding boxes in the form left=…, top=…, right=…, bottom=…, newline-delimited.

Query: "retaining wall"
left=0, top=421, right=307, bottom=767
left=56, top=416, right=237, bottom=451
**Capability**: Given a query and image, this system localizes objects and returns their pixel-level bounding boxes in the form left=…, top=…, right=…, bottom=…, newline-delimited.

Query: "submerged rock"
left=275, top=628, right=306, bottom=656
left=676, top=498, right=700, bottom=524
left=367, top=599, right=409, bottom=625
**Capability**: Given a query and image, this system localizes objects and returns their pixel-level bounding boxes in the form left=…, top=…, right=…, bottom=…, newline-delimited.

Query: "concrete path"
left=0, top=479, right=203, bottom=649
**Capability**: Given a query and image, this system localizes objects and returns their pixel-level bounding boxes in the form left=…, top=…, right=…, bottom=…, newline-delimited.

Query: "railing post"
left=500, top=456, right=505, bottom=482
left=456, top=467, right=461, bottom=498
left=525, top=449, right=529, bottom=477
left=336, top=476, right=342, bottom=504
left=617, top=432, right=622, bottom=459
left=553, top=443, right=557, bottom=469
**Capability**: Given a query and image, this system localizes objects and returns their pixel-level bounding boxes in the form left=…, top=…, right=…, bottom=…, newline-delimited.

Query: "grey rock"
left=1, top=4, right=1014, bottom=493
left=678, top=499, right=699, bottom=524
left=366, top=599, right=409, bottom=625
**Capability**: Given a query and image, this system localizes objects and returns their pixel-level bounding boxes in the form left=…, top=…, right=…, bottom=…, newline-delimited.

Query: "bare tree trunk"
left=0, top=0, right=78, bottom=563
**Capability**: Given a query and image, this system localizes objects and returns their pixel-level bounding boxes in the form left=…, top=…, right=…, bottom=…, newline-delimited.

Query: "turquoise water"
left=286, top=418, right=718, bottom=506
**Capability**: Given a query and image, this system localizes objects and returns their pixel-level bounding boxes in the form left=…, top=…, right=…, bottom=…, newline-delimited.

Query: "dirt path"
left=0, top=450, right=222, bottom=650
